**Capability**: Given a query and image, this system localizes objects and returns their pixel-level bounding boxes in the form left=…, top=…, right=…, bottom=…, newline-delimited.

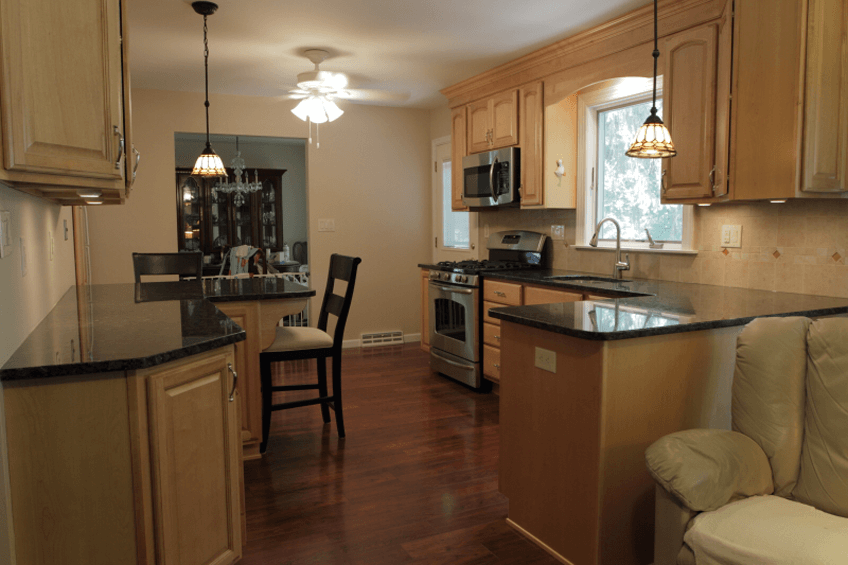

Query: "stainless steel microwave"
left=461, top=147, right=520, bottom=208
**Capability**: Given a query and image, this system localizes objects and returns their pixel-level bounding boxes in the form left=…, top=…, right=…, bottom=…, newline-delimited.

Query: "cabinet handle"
left=494, top=291, right=506, bottom=297
left=131, top=145, right=141, bottom=184
left=495, top=335, right=501, bottom=340
left=228, top=362, right=238, bottom=402
left=113, top=125, right=124, bottom=171
left=661, top=169, right=668, bottom=194
left=494, top=363, right=500, bottom=369
left=709, top=165, right=716, bottom=194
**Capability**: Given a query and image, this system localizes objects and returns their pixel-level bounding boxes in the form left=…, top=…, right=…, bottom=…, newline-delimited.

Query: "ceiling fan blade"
left=333, top=89, right=411, bottom=104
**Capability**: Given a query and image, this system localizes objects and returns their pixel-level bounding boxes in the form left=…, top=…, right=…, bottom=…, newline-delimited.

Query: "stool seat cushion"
left=265, top=326, right=333, bottom=353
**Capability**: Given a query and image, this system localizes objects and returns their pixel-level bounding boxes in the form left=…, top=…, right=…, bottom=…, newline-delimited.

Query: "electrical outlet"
left=551, top=225, right=565, bottom=241
left=534, top=347, right=557, bottom=373
left=721, top=225, right=742, bottom=248
left=318, top=219, right=336, bottom=232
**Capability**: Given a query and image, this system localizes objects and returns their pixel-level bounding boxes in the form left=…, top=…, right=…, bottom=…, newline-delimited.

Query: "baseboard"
left=404, top=333, right=421, bottom=343
left=343, top=333, right=422, bottom=349
left=506, top=518, right=574, bottom=565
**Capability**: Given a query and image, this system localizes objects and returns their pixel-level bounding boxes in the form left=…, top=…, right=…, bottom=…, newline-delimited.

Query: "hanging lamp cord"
left=650, top=0, right=659, bottom=116
left=203, top=14, right=211, bottom=148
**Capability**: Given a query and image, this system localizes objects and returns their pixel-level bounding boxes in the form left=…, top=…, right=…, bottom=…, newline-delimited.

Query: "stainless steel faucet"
left=589, top=217, right=630, bottom=280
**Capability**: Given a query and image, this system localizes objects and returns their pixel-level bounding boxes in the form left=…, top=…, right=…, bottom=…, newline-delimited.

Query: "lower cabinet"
left=2, top=345, right=242, bottom=565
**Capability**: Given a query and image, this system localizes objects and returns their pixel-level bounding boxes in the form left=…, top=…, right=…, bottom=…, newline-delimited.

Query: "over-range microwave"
left=461, top=147, right=520, bottom=208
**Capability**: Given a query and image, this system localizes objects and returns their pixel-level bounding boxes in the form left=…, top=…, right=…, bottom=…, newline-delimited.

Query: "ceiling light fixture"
left=191, top=1, right=226, bottom=176
left=289, top=50, right=345, bottom=148
left=626, top=0, right=677, bottom=159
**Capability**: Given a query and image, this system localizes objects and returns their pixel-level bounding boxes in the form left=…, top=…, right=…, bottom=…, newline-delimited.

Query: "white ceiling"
left=129, top=0, right=650, bottom=109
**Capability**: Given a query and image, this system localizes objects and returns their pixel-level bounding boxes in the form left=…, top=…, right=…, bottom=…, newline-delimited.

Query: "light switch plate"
left=551, top=225, right=565, bottom=241
left=534, top=347, right=557, bottom=373
left=721, top=224, right=742, bottom=248
left=318, top=219, right=336, bottom=232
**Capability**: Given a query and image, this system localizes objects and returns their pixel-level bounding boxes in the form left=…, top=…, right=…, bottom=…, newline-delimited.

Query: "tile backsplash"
left=478, top=199, right=848, bottom=299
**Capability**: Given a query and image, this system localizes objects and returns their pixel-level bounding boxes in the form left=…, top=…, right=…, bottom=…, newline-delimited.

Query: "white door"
left=432, top=136, right=478, bottom=263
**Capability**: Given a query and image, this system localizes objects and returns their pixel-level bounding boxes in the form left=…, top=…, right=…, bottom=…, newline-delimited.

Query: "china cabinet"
left=176, top=168, right=286, bottom=254
left=0, top=0, right=135, bottom=205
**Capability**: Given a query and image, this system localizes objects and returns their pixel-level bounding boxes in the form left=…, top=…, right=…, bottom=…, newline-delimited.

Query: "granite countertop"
left=484, top=269, right=848, bottom=340
left=1, top=279, right=315, bottom=382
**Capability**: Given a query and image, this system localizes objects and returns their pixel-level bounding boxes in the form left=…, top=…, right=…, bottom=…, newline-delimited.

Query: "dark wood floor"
left=241, top=343, right=559, bottom=564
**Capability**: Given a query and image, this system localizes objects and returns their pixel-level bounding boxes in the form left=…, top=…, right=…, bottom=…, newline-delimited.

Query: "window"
left=577, top=78, right=691, bottom=250
left=441, top=160, right=470, bottom=249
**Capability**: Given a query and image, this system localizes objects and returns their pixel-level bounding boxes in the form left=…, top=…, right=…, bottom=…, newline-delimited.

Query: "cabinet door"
left=147, top=348, right=242, bottom=565
left=491, top=89, right=519, bottom=149
left=0, top=0, right=124, bottom=181
left=524, top=285, right=583, bottom=305
left=451, top=107, right=470, bottom=211
left=802, top=0, right=848, bottom=193
left=661, top=24, right=718, bottom=201
left=519, top=82, right=544, bottom=206
left=468, top=100, right=492, bottom=153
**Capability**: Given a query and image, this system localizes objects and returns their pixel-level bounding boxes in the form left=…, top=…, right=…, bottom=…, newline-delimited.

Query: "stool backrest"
left=317, top=254, right=362, bottom=349
left=132, top=252, right=203, bottom=282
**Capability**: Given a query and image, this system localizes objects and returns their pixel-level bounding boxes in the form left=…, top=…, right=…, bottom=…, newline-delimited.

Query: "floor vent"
left=361, top=331, right=404, bottom=348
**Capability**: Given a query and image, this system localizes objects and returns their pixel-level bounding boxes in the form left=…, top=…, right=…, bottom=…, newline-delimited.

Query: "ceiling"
left=129, top=0, right=651, bottom=110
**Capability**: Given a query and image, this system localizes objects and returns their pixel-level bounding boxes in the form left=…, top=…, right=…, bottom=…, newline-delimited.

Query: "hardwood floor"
left=241, top=343, right=560, bottom=564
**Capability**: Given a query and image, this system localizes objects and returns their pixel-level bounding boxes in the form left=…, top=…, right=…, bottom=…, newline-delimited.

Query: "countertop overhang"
left=1, top=280, right=316, bottom=382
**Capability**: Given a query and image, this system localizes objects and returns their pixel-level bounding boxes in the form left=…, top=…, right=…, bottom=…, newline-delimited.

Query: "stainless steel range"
left=428, top=230, right=548, bottom=390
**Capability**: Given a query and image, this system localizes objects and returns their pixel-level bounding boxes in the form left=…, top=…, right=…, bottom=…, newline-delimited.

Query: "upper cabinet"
left=0, top=0, right=134, bottom=205
left=468, top=89, right=519, bottom=153
left=451, top=107, right=469, bottom=211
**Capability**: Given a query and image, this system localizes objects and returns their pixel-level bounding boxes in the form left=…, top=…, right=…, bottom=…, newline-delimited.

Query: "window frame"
left=575, top=78, right=694, bottom=252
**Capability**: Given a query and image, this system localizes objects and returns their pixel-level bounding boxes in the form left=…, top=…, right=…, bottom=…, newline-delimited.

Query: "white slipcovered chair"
left=645, top=316, right=848, bottom=565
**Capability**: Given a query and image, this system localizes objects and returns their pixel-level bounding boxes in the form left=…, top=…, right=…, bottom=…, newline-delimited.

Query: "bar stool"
left=259, top=254, right=362, bottom=452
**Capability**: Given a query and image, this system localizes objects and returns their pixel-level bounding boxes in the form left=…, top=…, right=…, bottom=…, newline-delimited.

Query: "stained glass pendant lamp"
left=626, top=0, right=677, bottom=158
left=191, top=1, right=227, bottom=176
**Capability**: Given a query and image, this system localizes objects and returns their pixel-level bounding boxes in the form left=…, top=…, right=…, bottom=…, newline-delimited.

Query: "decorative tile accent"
left=773, top=250, right=781, bottom=259
left=834, top=252, right=842, bottom=262
left=722, top=248, right=729, bottom=256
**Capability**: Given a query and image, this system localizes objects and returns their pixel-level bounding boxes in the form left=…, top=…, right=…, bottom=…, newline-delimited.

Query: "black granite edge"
left=0, top=331, right=246, bottom=382
left=481, top=270, right=657, bottom=298
left=418, top=263, right=441, bottom=270
left=206, top=288, right=315, bottom=302
left=490, top=306, right=848, bottom=341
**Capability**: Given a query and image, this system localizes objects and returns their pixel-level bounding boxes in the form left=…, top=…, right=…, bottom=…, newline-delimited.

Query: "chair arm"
left=645, top=429, right=774, bottom=512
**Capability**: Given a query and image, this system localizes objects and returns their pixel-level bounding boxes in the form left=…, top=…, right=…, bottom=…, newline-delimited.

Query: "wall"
left=0, top=183, right=77, bottom=565
left=479, top=198, right=848, bottom=299
left=86, top=89, right=433, bottom=342
left=174, top=134, right=308, bottom=247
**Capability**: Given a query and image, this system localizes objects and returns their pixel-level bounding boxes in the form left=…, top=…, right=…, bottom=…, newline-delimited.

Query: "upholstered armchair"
left=645, top=316, right=848, bottom=565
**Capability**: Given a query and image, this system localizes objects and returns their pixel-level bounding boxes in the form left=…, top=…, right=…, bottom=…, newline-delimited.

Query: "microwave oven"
left=461, top=147, right=520, bottom=208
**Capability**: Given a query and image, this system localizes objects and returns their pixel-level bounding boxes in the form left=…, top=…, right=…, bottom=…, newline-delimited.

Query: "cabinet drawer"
left=524, top=285, right=584, bottom=305
left=483, top=322, right=502, bottom=347
left=484, top=301, right=504, bottom=326
left=484, top=280, right=523, bottom=305
left=483, top=344, right=501, bottom=382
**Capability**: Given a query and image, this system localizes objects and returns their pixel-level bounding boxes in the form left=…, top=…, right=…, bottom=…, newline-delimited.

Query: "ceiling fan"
left=286, top=49, right=408, bottom=124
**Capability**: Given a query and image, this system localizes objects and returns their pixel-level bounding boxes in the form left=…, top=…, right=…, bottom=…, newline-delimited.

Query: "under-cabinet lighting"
left=698, top=203, right=711, bottom=207
left=87, top=201, right=103, bottom=205
left=770, top=200, right=786, bottom=204
left=78, top=191, right=102, bottom=199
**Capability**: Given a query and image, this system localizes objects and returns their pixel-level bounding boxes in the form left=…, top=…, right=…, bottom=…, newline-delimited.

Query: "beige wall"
left=479, top=198, right=848, bottom=299
left=86, top=89, right=433, bottom=342
left=429, top=104, right=451, bottom=141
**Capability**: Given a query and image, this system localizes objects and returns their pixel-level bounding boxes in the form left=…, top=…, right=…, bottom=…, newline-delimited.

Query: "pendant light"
left=191, top=1, right=227, bottom=176
left=626, top=0, right=677, bottom=159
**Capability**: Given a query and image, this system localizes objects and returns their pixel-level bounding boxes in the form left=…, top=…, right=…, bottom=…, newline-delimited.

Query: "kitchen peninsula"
left=486, top=270, right=848, bottom=565
left=0, top=279, right=314, bottom=565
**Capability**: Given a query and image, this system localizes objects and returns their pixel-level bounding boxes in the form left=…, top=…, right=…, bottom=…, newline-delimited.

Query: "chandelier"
left=213, top=137, right=262, bottom=206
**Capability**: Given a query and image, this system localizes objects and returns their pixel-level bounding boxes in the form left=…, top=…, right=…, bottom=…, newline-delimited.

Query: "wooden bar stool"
left=259, top=254, right=362, bottom=452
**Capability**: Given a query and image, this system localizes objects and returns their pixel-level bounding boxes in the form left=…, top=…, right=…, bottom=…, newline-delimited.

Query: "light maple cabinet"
left=3, top=346, right=242, bottom=565
left=451, top=107, right=469, bottom=211
left=801, top=0, right=848, bottom=193
left=467, top=89, right=519, bottom=154
left=519, top=82, right=545, bottom=207
left=0, top=0, right=135, bottom=205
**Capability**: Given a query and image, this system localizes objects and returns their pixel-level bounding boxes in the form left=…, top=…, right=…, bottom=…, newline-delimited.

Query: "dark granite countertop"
left=1, top=280, right=315, bottom=382
left=483, top=269, right=848, bottom=340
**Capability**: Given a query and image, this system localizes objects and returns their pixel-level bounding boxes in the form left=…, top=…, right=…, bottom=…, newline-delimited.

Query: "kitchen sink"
left=544, top=275, right=634, bottom=284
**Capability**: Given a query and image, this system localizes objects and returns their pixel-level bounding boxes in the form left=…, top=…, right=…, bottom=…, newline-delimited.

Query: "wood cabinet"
left=176, top=168, right=286, bottom=255
left=519, top=82, right=545, bottom=207
left=3, top=345, right=242, bottom=565
left=801, top=0, right=848, bottom=193
left=524, top=285, right=584, bottom=305
left=421, top=269, right=431, bottom=352
left=450, top=107, right=469, bottom=211
left=0, top=0, right=135, bottom=206
left=467, top=90, right=519, bottom=154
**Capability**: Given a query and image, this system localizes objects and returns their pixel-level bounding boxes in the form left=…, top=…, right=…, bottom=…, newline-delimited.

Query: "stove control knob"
left=442, top=273, right=449, bottom=281
left=459, top=276, right=466, bottom=283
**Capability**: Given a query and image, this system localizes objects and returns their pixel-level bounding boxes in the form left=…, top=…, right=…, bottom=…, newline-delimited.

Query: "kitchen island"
left=486, top=270, right=848, bottom=565
left=0, top=279, right=314, bottom=565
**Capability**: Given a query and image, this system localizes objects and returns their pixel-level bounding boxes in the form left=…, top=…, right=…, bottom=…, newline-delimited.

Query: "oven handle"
left=429, top=283, right=475, bottom=295
left=431, top=349, right=475, bottom=369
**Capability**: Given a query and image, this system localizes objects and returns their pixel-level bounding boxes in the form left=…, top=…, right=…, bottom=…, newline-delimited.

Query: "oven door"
left=428, top=281, right=479, bottom=362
